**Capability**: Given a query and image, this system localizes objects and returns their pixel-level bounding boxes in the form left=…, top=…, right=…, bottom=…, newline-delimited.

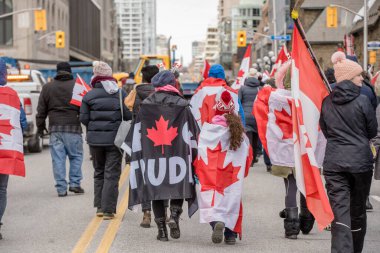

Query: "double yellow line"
left=72, top=165, right=130, bottom=253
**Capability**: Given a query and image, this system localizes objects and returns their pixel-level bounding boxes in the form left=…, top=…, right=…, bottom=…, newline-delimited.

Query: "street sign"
left=270, top=35, right=291, bottom=41
left=368, top=41, right=380, bottom=50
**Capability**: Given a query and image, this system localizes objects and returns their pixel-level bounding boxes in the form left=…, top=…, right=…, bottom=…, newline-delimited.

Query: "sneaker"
left=211, top=222, right=225, bottom=244
left=58, top=192, right=67, bottom=197
left=69, top=187, right=85, bottom=194
left=103, top=213, right=115, bottom=220
left=96, top=208, right=103, bottom=217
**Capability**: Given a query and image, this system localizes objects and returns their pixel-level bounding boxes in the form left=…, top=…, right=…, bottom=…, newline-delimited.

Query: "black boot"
left=366, top=197, right=373, bottom=211
left=167, top=206, right=183, bottom=239
left=299, top=207, right=315, bottom=234
left=284, top=207, right=300, bottom=239
left=154, top=218, right=168, bottom=241
left=0, top=222, right=2, bottom=240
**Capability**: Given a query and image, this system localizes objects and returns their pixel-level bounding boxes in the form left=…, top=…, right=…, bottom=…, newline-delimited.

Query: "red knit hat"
left=215, top=90, right=235, bottom=116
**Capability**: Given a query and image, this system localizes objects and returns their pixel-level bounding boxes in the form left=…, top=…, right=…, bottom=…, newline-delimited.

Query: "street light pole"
left=363, top=0, right=368, bottom=70
left=272, top=0, right=278, bottom=58
left=0, top=7, right=42, bottom=19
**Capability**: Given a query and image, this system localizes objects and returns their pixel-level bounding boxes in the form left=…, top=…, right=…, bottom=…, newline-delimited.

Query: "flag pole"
left=291, top=10, right=332, bottom=93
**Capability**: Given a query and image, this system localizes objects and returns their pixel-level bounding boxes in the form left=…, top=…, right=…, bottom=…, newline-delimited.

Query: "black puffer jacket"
left=80, top=81, right=132, bottom=146
left=143, top=91, right=189, bottom=107
left=132, top=83, right=155, bottom=119
left=238, top=77, right=261, bottom=132
left=36, top=73, right=80, bottom=131
left=320, top=80, right=377, bottom=173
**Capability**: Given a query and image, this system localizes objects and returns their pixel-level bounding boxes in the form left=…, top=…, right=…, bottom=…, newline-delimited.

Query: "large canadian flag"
left=253, top=86, right=294, bottom=167
left=231, top=44, right=252, bottom=90
left=270, top=45, right=290, bottom=77
left=0, top=86, right=25, bottom=177
left=291, top=24, right=333, bottom=230
left=190, top=78, right=239, bottom=129
left=70, top=74, right=91, bottom=107
left=194, top=122, right=252, bottom=238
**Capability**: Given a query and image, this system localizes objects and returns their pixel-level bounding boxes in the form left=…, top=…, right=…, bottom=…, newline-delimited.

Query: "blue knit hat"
left=151, top=70, right=176, bottom=87
left=0, top=59, right=7, bottom=86
left=208, top=64, right=225, bottom=80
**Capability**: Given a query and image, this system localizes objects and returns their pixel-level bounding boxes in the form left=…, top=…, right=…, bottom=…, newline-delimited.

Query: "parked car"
left=7, top=69, right=46, bottom=152
left=181, top=82, right=199, bottom=98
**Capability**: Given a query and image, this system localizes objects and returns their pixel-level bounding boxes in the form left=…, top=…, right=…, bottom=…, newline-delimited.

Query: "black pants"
left=246, top=131, right=259, bottom=162
left=152, top=199, right=184, bottom=219
left=90, top=145, right=122, bottom=214
left=284, top=174, right=307, bottom=208
left=324, top=170, right=373, bottom=253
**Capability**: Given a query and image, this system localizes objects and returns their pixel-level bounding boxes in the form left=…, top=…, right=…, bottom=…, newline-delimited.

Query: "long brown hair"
left=225, top=113, right=244, bottom=151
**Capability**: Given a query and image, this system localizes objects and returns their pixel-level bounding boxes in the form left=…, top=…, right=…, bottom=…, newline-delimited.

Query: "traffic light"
left=237, top=31, right=246, bottom=47
left=369, top=51, right=377, bottom=65
left=34, top=10, right=47, bottom=31
left=326, top=6, right=338, bottom=28
left=55, top=31, right=65, bottom=48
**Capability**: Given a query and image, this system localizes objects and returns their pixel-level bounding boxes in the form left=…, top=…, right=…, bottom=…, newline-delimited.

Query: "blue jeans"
left=0, top=174, right=9, bottom=224
left=49, top=132, right=83, bottom=194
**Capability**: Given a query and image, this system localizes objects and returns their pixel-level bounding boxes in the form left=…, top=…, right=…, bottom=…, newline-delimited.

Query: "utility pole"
left=363, top=0, right=368, bottom=70
left=272, top=0, right=278, bottom=58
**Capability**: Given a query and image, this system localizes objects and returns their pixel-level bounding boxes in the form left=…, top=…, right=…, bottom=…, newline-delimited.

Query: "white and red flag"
left=253, top=86, right=294, bottom=167
left=231, top=44, right=252, bottom=89
left=0, top=86, right=25, bottom=177
left=190, top=78, right=239, bottom=129
left=371, top=71, right=379, bottom=85
left=70, top=74, right=91, bottom=107
left=291, top=24, right=334, bottom=230
left=202, top=59, right=211, bottom=79
left=194, top=122, right=252, bottom=238
left=270, top=45, right=290, bottom=77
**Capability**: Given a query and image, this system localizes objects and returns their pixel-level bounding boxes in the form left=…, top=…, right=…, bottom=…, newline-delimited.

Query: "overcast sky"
left=156, top=0, right=219, bottom=66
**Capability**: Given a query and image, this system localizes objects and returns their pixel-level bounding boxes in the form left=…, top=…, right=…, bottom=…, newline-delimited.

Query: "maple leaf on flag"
left=195, top=143, right=241, bottom=206
left=273, top=99, right=293, bottom=140
left=237, top=69, right=245, bottom=77
left=0, top=115, right=14, bottom=145
left=146, top=116, right=178, bottom=154
left=199, top=94, right=217, bottom=125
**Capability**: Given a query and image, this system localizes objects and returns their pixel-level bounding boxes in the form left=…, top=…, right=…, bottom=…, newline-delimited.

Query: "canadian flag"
left=70, top=74, right=91, bottom=107
left=202, top=59, right=211, bottom=79
left=253, top=86, right=294, bottom=167
left=0, top=86, right=25, bottom=177
left=371, top=71, right=379, bottom=85
left=291, top=24, right=333, bottom=230
left=190, top=78, right=239, bottom=129
left=194, top=122, right=252, bottom=238
left=270, top=45, right=290, bottom=77
left=231, top=44, right=252, bottom=89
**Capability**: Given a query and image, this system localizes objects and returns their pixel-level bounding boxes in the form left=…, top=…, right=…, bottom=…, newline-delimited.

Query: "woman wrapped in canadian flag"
left=194, top=90, right=253, bottom=245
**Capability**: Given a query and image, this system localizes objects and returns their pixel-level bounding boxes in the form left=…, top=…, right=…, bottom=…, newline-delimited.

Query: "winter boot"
left=366, top=197, right=373, bottom=211
left=167, top=206, right=183, bottom=239
left=154, top=217, right=168, bottom=242
left=284, top=207, right=300, bottom=239
left=299, top=207, right=315, bottom=234
left=140, top=210, right=151, bottom=228
left=279, top=208, right=287, bottom=218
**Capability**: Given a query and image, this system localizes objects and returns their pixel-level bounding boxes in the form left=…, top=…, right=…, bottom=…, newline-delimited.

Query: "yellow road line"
left=95, top=180, right=130, bottom=253
left=72, top=165, right=130, bottom=253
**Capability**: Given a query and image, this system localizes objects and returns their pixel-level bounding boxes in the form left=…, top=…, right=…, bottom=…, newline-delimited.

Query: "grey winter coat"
left=372, top=105, right=380, bottom=180
left=238, top=77, right=261, bottom=132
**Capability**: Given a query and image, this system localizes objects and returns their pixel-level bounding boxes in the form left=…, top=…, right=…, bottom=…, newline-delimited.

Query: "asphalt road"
left=1, top=144, right=380, bottom=253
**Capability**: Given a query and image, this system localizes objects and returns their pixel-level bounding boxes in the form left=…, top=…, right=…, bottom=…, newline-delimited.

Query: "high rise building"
left=115, top=0, right=156, bottom=68
left=205, top=26, right=219, bottom=65
left=156, top=34, right=169, bottom=56
left=192, top=41, right=205, bottom=60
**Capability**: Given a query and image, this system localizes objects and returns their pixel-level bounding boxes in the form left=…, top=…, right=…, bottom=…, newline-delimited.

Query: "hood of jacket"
left=244, top=77, right=260, bottom=88
left=331, top=80, right=360, bottom=105
left=136, top=83, right=154, bottom=100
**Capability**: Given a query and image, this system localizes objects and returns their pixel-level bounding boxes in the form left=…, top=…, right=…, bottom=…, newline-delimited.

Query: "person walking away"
left=80, top=61, right=132, bottom=219
left=131, top=65, right=159, bottom=228
left=320, top=51, right=377, bottom=253
left=36, top=62, right=84, bottom=197
left=238, top=68, right=261, bottom=166
left=195, top=90, right=252, bottom=245
left=0, top=59, right=27, bottom=239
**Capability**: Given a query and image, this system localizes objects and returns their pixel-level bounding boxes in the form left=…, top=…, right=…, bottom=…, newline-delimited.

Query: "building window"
left=242, top=20, right=248, bottom=28
left=0, top=0, right=13, bottom=46
left=252, top=8, right=260, bottom=16
left=252, top=20, right=260, bottom=27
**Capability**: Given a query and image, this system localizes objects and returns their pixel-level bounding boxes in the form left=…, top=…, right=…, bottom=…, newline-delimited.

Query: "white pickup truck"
left=6, top=69, right=47, bottom=152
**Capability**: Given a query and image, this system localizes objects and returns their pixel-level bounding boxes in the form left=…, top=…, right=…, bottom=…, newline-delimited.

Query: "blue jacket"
left=20, top=103, right=27, bottom=132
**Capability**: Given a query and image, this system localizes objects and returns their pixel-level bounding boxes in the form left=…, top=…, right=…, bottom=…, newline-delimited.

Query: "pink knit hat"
left=331, top=51, right=363, bottom=83
left=93, top=61, right=112, bottom=77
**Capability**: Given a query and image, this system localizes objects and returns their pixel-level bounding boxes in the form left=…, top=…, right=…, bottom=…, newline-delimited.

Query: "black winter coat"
left=143, top=90, right=189, bottom=107
left=238, top=77, right=261, bottom=132
left=36, top=73, right=81, bottom=131
left=80, top=81, right=132, bottom=146
left=132, top=83, right=154, bottom=119
left=320, top=80, right=377, bottom=173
